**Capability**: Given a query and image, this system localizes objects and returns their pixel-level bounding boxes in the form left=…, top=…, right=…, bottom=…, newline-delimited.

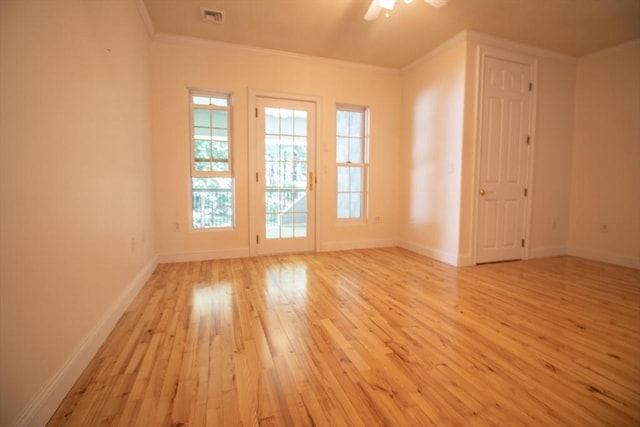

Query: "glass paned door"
left=255, top=97, right=316, bottom=254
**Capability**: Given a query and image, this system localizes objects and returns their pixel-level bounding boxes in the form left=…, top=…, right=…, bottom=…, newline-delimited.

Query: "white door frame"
left=472, top=46, right=538, bottom=264
left=248, top=89, right=321, bottom=256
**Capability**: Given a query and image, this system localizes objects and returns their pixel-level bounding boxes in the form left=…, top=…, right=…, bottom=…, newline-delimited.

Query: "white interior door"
left=254, top=97, right=316, bottom=255
left=476, top=55, right=533, bottom=264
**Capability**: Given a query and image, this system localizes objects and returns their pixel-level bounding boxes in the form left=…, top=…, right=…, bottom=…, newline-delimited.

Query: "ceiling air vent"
left=201, top=8, right=225, bottom=24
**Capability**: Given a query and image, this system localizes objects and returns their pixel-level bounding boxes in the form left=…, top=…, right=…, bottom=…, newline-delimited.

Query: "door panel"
left=476, top=56, right=532, bottom=263
left=255, top=97, right=316, bottom=255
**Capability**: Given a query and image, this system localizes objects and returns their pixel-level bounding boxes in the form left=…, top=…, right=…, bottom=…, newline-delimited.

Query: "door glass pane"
left=265, top=108, right=308, bottom=240
left=280, top=109, right=294, bottom=135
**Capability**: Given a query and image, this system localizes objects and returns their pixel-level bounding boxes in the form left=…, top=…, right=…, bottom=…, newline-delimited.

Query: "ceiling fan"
left=364, top=0, right=449, bottom=21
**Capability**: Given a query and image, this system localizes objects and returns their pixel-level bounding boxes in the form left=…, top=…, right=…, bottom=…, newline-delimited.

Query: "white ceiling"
left=142, top=0, right=640, bottom=69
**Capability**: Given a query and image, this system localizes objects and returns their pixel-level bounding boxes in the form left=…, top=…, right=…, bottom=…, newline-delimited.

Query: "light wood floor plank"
left=49, top=248, right=640, bottom=426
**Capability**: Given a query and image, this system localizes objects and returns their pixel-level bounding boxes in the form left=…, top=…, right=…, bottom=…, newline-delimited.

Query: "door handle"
left=308, top=172, right=313, bottom=191
left=480, top=189, right=486, bottom=196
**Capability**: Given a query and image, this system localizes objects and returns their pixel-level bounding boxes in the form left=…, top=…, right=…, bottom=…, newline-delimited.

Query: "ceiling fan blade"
left=364, top=1, right=382, bottom=21
left=424, top=0, right=449, bottom=7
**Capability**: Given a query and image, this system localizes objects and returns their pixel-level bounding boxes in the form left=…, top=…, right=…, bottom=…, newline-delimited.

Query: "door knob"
left=480, top=189, right=486, bottom=196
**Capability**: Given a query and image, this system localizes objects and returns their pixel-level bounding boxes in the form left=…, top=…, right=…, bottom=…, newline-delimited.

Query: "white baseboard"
left=528, top=246, right=568, bottom=259
left=157, top=248, right=251, bottom=264
left=319, top=239, right=398, bottom=252
left=567, top=247, right=640, bottom=269
left=398, top=240, right=462, bottom=266
left=456, top=253, right=474, bottom=267
left=14, top=256, right=158, bottom=427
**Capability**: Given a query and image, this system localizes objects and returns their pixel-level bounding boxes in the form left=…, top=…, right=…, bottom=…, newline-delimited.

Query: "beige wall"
left=398, top=37, right=467, bottom=264
left=569, top=40, right=640, bottom=268
left=0, top=0, right=155, bottom=425
left=150, top=37, right=401, bottom=260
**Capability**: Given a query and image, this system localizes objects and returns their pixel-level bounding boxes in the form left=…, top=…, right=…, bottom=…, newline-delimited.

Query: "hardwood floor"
left=49, top=248, right=640, bottom=426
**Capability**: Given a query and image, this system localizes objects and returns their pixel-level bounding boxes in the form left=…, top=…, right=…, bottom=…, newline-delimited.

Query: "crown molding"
left=578, top=38, right=640, bottom=62
left=133, top=0, right=155, bottom=37
left=466, top=31, right=577, bottom=63
left=402, top=30, right=468, bottom=72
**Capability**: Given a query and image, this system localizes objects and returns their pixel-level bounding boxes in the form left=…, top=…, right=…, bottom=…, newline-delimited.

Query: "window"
left=336, top=105, right=369, bottom=220
left=190, top=91, right=234, bottom=229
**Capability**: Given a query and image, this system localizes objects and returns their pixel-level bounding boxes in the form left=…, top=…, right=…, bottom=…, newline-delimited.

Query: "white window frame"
left=336, top=104, right=369, bottom=222
left=189, top=89, right=235, bottom=229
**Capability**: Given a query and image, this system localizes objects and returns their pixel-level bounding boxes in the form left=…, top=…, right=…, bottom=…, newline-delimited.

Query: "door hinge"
left=521, top=239, right=525, bottom=248
left=255, top=107, right=258, bottom=118
left=256, top=234, right=259, bottom=244
left=524, top=188, right=528, bottom=197
left=526, top=135, right=530, bottom=145
left=529, top=82, right=533, bottom=91
left=255, top=172, right=259, bottom=182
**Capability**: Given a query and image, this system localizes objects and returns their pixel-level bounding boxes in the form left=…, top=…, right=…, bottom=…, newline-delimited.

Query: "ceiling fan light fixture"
left=377, top=0, right=396, bottom=11
left=424, top=0, right=449, bottom=8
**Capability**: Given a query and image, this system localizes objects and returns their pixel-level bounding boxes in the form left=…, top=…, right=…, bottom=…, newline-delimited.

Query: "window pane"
left=349, top=111, right=362, bottom=137
left=349, top=137, right=362, bottom=162
left=194, top=126, right=210, bottom=139
left=337, top=193, right=350, bottom=218
left=294, top=213, right=307, bottom=237
left=294, top=110, right=308, bottom=136
left=210, top=97, right=228, bottom=107
left=265, top=108, right=280, bottom=134
left=194, top=139, right=211, bottom=159
left=212, top=140, right=228, bottom=160
left=194, top=161, right=212, bottom=171
left=337, top=110, right=350, bottom=137
left=350, top=195, right=362, bottom=218
left=193, top=96, right=210, bottom=105
left=337, top=167, right=350, bottom=192
left=350, top=167, right=362, bottom=192
left=280, top=109, right=294, bottom=135
left=294, top=139, right=307, bottom=161
left=336, top=137, right=349, bottom=163
left=192, top=96, right=228, bottom=107
left=293, top=190, right=307, bottom=212
left=192, top=177, right=233, bottom=228
left=212, top=110, right=227, bottom=128
left=193, top=109, right=211, bottom=127
left=212, top=161, right=228, bottom=172
left=213, top=128, right=228, bottom=139
left=294, top=163, right=307, bottom=188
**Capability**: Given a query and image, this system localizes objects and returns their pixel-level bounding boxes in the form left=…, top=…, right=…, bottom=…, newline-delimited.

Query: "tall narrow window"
left=190, top=91, right=234, bottom=229
left=336, top=105, right=369, bottom=220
